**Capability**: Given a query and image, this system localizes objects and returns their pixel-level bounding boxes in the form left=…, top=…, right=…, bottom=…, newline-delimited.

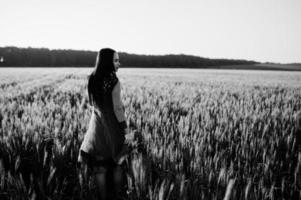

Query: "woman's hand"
left=116, top=144, right=130, bottom=165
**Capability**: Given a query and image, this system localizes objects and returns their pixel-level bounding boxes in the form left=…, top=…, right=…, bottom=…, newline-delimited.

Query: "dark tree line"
left=0, top=46, right=258, bottom=68
left=0, top=47, right=96, bottom=67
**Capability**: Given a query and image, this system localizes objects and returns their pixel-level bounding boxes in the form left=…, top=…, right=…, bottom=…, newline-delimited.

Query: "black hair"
left=87, top=48, right=117, bottom=107
left=93, top=48, right=116, bottom=78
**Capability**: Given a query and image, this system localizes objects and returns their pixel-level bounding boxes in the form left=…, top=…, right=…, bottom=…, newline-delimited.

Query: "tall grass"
left=0, top=69, right=300, bottom=199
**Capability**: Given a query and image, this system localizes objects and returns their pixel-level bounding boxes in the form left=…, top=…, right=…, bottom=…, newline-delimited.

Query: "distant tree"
left=0, top=46, right=258, bottom=68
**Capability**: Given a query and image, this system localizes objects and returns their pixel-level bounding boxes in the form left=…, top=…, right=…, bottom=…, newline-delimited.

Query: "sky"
left=0, top=0, right=300, bottom=63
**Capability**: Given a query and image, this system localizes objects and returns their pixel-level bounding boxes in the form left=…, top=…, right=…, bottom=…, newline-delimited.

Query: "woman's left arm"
left=112, top=81, right=127, bottom=131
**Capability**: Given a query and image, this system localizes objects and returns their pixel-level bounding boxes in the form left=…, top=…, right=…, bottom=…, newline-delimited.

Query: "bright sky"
left=1, top=0, right=300, bottom=63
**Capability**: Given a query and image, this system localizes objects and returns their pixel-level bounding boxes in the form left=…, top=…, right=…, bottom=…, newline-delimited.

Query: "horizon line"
left=1, top=45, right=300, bottom=65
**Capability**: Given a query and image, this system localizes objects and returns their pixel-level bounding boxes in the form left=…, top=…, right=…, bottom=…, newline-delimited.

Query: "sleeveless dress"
left=79, top=74, right=127, bottom=166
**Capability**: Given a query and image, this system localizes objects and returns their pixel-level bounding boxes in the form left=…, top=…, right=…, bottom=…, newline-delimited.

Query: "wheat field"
left=0, top=68, right=301, bottom=200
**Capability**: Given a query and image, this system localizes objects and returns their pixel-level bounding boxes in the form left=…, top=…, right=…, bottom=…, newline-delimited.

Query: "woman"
left=78, top=48, right=128, bottom=200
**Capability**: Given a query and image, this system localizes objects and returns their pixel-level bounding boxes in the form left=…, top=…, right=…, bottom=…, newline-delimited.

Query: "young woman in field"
left=78, top=48, right=128, bottom=200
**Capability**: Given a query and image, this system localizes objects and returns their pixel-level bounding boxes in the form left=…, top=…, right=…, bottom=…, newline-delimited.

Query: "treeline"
left=0, top=46, right=258, bottom=68
left=0, top=47, right=96, bottom=67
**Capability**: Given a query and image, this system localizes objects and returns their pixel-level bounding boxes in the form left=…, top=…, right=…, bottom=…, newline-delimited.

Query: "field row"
left=0, top=68, right=301, bottom=199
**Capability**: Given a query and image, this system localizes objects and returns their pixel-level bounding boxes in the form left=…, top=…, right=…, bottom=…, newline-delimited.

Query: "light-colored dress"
left=79, top=80, right=126, bottom=163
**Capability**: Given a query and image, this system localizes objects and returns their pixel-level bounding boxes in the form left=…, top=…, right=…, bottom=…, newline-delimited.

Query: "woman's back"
left=81, top=73, right=125, bottom=162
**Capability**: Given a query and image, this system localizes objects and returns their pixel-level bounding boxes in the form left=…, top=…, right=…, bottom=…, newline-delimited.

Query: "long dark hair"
left=92, top=48, right=116, bottom=78
left=88, top=48, right=117, bottom=106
